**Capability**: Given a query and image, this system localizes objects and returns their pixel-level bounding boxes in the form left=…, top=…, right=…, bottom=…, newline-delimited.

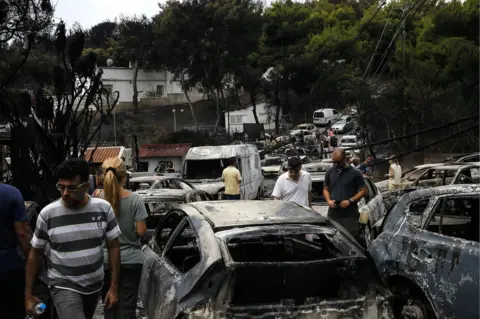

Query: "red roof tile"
left=139, top=144, right=191, bottom=158
left=84, top=147, right=122, bottom=163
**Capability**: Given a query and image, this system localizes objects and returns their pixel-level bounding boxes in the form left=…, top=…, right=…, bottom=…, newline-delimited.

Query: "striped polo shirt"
left=31, top=197, right=121, bottom=294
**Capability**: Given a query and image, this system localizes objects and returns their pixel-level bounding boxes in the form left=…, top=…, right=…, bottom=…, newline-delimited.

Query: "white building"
left=100, top=67, right=200, bottom=103
left=138, top=143, right=192, bottom=173
left=225, top=101, right=281, bottom=134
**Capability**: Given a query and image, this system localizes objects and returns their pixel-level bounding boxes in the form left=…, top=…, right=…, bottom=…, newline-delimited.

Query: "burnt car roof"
left=400, top=184, right=480, bottom=202
left=427, top=163, right=479, bottom=170
left=188, top=200, right=327, bottom=229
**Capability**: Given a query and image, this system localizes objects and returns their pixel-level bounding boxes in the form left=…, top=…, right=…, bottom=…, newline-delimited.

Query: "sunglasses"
left=56, top=182, right=88, bottom=192
left=288, top=168, right=300, bottom=172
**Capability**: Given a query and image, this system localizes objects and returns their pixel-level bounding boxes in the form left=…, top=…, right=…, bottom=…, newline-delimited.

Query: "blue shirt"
left=0, top=183, right=27, bottom=273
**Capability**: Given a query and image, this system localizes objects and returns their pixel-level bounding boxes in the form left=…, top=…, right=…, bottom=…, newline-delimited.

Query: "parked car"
left=135, top=177, right=213, bottom=243
left=381, top=163, right=480, bottom=211
left=375, top=163, right=444, bottom=192
left=139, top=200, right=393, bottom=318
left=296, top=123, right=317, bottom=131
left=313, top=108, right=340, bottom=126
left=261, top=156, right=285, bottom=178
left=331, top=115, right=354, bottom=134
left=182, top=144, right=264, bottom=200
left=368, top=185, right=479, bottom=319
left=443, top=152, right=480, bottom=164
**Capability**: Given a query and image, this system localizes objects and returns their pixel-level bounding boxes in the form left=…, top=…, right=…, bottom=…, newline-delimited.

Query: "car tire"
left=390, top=281, right=436, bottom=319
left=256, top=186, right=264, bottom=200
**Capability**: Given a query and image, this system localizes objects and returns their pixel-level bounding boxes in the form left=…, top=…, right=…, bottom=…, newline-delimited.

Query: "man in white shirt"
left=272, top=157, right=312, bottom=207
left=387, top=158, right=402, bottom=190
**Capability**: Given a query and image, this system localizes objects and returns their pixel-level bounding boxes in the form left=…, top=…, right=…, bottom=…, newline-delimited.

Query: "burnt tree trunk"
left=250, top=92, right=259, bottom=124
left=132, top=60, right=140, bottom=114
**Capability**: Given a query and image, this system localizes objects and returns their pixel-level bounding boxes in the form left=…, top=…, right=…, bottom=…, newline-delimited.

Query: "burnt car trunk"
left=216, top=232, right=392, bottom=318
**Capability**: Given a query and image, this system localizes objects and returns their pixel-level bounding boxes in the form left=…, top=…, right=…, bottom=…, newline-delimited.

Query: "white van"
left=313, top=108, right=339, bottom=126
left=182, top=144, right=264, bottom=199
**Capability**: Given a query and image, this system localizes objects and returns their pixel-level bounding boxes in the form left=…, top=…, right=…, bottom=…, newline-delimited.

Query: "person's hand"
left=25, top=295, right=42, bottom=316
left=327, top=200, right=337, bottom=208
left=104, top=288, right=119, bottom=309
left=340, top=200, right=351, bottom=208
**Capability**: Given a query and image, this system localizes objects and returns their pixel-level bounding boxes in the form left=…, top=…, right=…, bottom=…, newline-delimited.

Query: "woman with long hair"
left=95, top=157, right=148, bottom=319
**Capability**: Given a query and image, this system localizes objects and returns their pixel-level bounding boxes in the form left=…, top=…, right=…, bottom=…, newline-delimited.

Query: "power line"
left=328, top=112, right=477, bottom=154
left=367, top=123, right=479, bottom=167
left=363, top=3, right=394, bottom=78
left=294, top=112, right=478, bottom=156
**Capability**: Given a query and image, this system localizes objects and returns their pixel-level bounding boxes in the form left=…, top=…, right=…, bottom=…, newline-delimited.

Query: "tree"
left=154, top=0, right=265, bottom=137
left=111, top=15, right=156, bottom=113
left=1, top=17, right=118, bottom=204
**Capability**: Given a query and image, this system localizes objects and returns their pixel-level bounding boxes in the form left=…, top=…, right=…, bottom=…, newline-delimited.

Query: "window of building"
left=103, top=84, right=113, bottom=94
left=156, top=85, right=165, bottom=96
left=230, top=115, right=244, bottom=124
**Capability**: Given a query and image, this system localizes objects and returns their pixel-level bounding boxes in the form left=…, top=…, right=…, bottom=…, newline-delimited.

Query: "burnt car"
left=368, top=185, right=479, bottom=318
left=139, top=200, right=393, bottom=318
left=381, top=163, right=480, bottom=211
left=135, top=177, right=213, bottom=242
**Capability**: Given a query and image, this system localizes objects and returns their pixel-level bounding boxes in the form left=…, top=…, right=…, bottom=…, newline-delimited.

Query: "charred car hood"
left=136, top=189, right=188, bottom=199
left=187, top=180, right=225, bottom=195
left=262, top=165, right=281, bottom=173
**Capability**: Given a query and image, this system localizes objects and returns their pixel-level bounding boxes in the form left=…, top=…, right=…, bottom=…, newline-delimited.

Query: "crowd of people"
left=1, top=148, right=402, bottom=319
left=2, top=157, right=149, bottom=319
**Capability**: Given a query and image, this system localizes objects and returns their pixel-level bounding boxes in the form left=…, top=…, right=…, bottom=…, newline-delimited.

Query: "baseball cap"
left=287, top=157, right=302, bottom=170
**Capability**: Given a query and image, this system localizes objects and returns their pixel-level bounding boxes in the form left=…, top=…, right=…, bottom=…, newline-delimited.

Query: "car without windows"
left=368, top=185, right=480, bottom=319
left=375, top=163, right=444, bottom=192
left=261, top=156, right=286, bottom=179
left=139, top=200, right=394, bottom=319
left=134, top=177, right=213, bottom=243
left=442, top=152, right=480, bottom=164
left=381, top=163, right=480, bottom=211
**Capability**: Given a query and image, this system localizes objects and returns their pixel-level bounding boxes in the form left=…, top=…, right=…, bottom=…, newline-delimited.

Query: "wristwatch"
left=349, top=198, right=355, bottom=204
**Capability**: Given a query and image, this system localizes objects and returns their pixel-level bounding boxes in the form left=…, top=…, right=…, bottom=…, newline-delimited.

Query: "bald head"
left=332, top=148, right=346, bottom=160
left=332, top=148, right=347, bottom=169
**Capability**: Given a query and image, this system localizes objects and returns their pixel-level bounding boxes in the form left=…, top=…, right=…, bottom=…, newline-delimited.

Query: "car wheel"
left=390, top=282, right=436, bottom=319
left=256, top=186, right=264, bottom=200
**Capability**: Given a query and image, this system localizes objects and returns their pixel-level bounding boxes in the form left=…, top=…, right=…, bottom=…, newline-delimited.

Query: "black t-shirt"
left=324, top=165, right=366, bottom=218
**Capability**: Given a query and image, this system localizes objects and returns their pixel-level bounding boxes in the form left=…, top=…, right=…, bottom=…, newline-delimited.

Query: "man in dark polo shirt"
left=323, top=148, right=368, bottom=242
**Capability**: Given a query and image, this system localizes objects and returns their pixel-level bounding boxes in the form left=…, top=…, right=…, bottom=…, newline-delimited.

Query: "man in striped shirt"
left=25, top=159, right=121, bottom=319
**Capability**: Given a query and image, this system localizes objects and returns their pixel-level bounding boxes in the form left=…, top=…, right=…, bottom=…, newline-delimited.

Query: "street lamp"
left=172, top=106, right=184, bottom=132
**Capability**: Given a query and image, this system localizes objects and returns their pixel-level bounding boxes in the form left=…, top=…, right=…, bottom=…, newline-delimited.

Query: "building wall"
left=139, top=156, right=185, bottom=173
left=224, top=102, right=280, bottom=134
left=101, top=67, right=198, bottom=103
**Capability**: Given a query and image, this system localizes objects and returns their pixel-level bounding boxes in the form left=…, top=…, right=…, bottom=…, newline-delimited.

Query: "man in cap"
left=272, top=157, right=312, bottom=207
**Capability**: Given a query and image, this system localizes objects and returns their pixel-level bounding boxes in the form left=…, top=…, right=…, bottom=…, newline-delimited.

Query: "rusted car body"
left=139, top=200, right=393, bottom=318
left=368, top=185, right=479, bottom=318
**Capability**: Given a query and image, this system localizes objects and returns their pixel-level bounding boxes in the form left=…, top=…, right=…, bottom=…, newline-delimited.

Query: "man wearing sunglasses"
left=25, top=158, right=121, bottom=319
left=272, top=157, right=312, bottom=207
left=323, top=148, right=367, bottom=242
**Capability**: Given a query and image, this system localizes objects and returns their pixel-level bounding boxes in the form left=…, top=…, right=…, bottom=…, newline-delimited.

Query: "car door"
left=140, top=210, right=184, bottom=319
left=409, top=194, right=479, bottom=318
left=140, top=209, right=221, bottom=319
left=361, top=178, right=386, bottom=245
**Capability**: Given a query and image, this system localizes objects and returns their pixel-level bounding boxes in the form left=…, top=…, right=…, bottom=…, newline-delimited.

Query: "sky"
left=53, top=0, right=164, bottom=29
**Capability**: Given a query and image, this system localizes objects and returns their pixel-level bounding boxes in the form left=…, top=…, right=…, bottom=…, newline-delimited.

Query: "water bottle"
left=25, top=302, right=46, bottom=319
